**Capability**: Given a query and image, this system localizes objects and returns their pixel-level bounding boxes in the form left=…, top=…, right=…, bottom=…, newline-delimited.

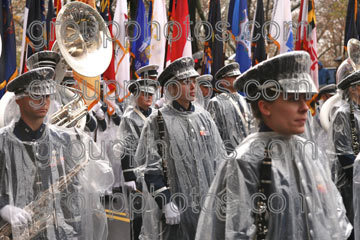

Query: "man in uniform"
left=26, top=50, right=98, bottom=133
left=207, top=63, right=254, bottom=153
left=133, top=57, right=227, bottom=240
left=0, top=67, right=113, bottom=239
left=331, top=69, right=360, bottom=240
left=135, top=64, right=164, bottom=109
left=113, top=77, right=158, bottom=240
left=195, top=74, right=213, bottom=109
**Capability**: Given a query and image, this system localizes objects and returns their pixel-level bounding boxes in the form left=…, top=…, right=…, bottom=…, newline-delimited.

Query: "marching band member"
left=307, top=84, right=336, bottom=151
left=195, top=51, right=352, bottom=240
left=331, top=70, right=360, bottom=240
left=93, top=80, right=123, bottom=197
left=135, top=64, right=164, bottom=109
left=0, top=67, right=114, bottom=239
left=27, top=50, right=98, bottom=134
left=195, top=74, right=213, bottom=109
left=133, top=57, right=227, bottom=240
left=60, top=72, right=98, bottom=133
left=113, top=77, right=158, bottom=240
left=207, top=63, right=255, bottom=153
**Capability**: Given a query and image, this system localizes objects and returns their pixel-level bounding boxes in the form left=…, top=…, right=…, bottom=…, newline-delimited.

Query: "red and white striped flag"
left=295, top=0, right=318, bottom=89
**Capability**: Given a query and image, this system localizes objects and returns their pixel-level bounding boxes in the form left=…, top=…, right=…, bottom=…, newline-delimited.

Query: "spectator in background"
left=318, top=61, right=331, bottom=87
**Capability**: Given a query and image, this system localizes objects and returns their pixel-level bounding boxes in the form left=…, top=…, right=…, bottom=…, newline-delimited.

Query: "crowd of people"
left=1, top=40, right=360, bottom=240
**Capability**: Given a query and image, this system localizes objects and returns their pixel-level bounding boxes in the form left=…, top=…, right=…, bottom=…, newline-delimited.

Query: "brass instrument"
left=0, top=159, right=88, bottom=239
left=156, top=110, right=169, bottom=188
left=50, top=87, right=88, bottom=128
left=255, top=148, right=271, bottom=240
left=55, top=1, right=113, bottom=78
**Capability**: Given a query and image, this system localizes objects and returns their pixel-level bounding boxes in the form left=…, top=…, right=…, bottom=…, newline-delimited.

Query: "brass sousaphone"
left=52, top=1, right=113, bottom=128
left=0, top=1, right=113, bottom=129
left=55, top=1, right=113, bottom=77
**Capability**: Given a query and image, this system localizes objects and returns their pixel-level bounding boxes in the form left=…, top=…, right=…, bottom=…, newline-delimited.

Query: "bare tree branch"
left=318, top=46, right=334, bottom=59
left=291, top=2, right=301, bottom=12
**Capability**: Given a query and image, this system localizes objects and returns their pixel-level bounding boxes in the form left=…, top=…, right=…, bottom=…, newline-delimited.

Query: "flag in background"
left=0, top=0, right=18, bottom=99
left=149, top=0, right=167, bottom=75
left=131, top=0, right=151, bottom=75
left=227, top=0, right=236, bottom=34
left=165, top=0, right=175, bottom=66
left=20, top=0, right=46, bottom=73
left=46, top=0, right=56, bottom=50
left=99, top=0, right=120, bottom=116
left=232, top=0, right=251, bottom=73
left=344, top=0, right=360, bottom=51
left=165, top=0, right=192, bottom=65
left=55, top=0, right=62, bottom=15
left=251, top=0, right=266, bottom=65
left=113, top=0, right=130, bottom=101
left=77, top=0, right=96, bottom=8
left=99, top=0, right=116, bottom=93
left=203, top=0, right=224, bottom=76
left=295, top=0, right=318, bottom=89
left=269, top=0, right=293, bottom=54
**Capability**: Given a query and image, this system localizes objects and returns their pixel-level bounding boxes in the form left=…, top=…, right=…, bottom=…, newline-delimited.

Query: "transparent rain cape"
left=0, top=122, right=114, bottom=239
left=329, top=100, right=360, bottom=239
left=353, top=154, right=360, bottom=240
left=133, top=102, right=228, bottom=240
left=112, top=104, right=148, bottom=188
left=195, top=132, right=352, bottom=240
left=207, top=92, right=256, bottom=153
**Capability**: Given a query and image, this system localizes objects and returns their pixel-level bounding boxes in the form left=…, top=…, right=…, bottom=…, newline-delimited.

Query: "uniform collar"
left=138, top=106, right=152, bottom=117
left=259, top=122, right=274, bottom=132
left=172, top=100, right=195, bottom=112
left=13, top=118, right=46, bottom=141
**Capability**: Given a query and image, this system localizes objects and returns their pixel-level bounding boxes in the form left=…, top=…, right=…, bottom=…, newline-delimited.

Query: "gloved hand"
left=85, top=113, right=97, bottom=132
left=0, top=205, right=32, bottom=226
left=124, top=181, right=137, bottom=192
left=93, top=102, right=105, bottom=120
left=111, top=113, right=121, bottom=126
left=100, top=102, right=108, bottom=113
left=163, top=202, right=180, bottom=225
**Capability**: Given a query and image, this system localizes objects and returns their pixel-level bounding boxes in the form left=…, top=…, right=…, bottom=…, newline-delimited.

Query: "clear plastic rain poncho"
left=0, top=122, right=114, bottom=239
left=95, top=101, right=124, bottom=190
left=195, top=132, right=352, bottom=240
left=330, top=98, right=360, bottom=231
left=353, top=153, right=360, bottom=240
left=207, top=92, right=256, bottom=153
left=112, top=94, right=150, bottom=187
left=133, top=101, right=228, bottom=240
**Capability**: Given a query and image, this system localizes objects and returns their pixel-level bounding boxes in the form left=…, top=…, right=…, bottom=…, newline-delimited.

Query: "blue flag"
left=131, top=0, right=151, bottom=73
left=232, top=0, right=251, bottom=73
left=0, top=0, right=18, bottom=99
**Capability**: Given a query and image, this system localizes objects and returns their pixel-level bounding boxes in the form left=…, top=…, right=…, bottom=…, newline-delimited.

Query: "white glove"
left=163, top=202, right=180, bottom=225
left=124, top=181, right=137, bottom=192
left=92, top=102, right=105, bottom=120
left=0, top=205, right=32, bottom=226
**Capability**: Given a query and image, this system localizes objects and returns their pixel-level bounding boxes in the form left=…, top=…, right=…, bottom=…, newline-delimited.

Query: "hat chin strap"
left=15, top=93, right=29, bottom=100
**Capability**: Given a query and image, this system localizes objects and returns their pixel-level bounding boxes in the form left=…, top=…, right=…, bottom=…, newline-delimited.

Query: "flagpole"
left=19, top=7, right=30, bottom=74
